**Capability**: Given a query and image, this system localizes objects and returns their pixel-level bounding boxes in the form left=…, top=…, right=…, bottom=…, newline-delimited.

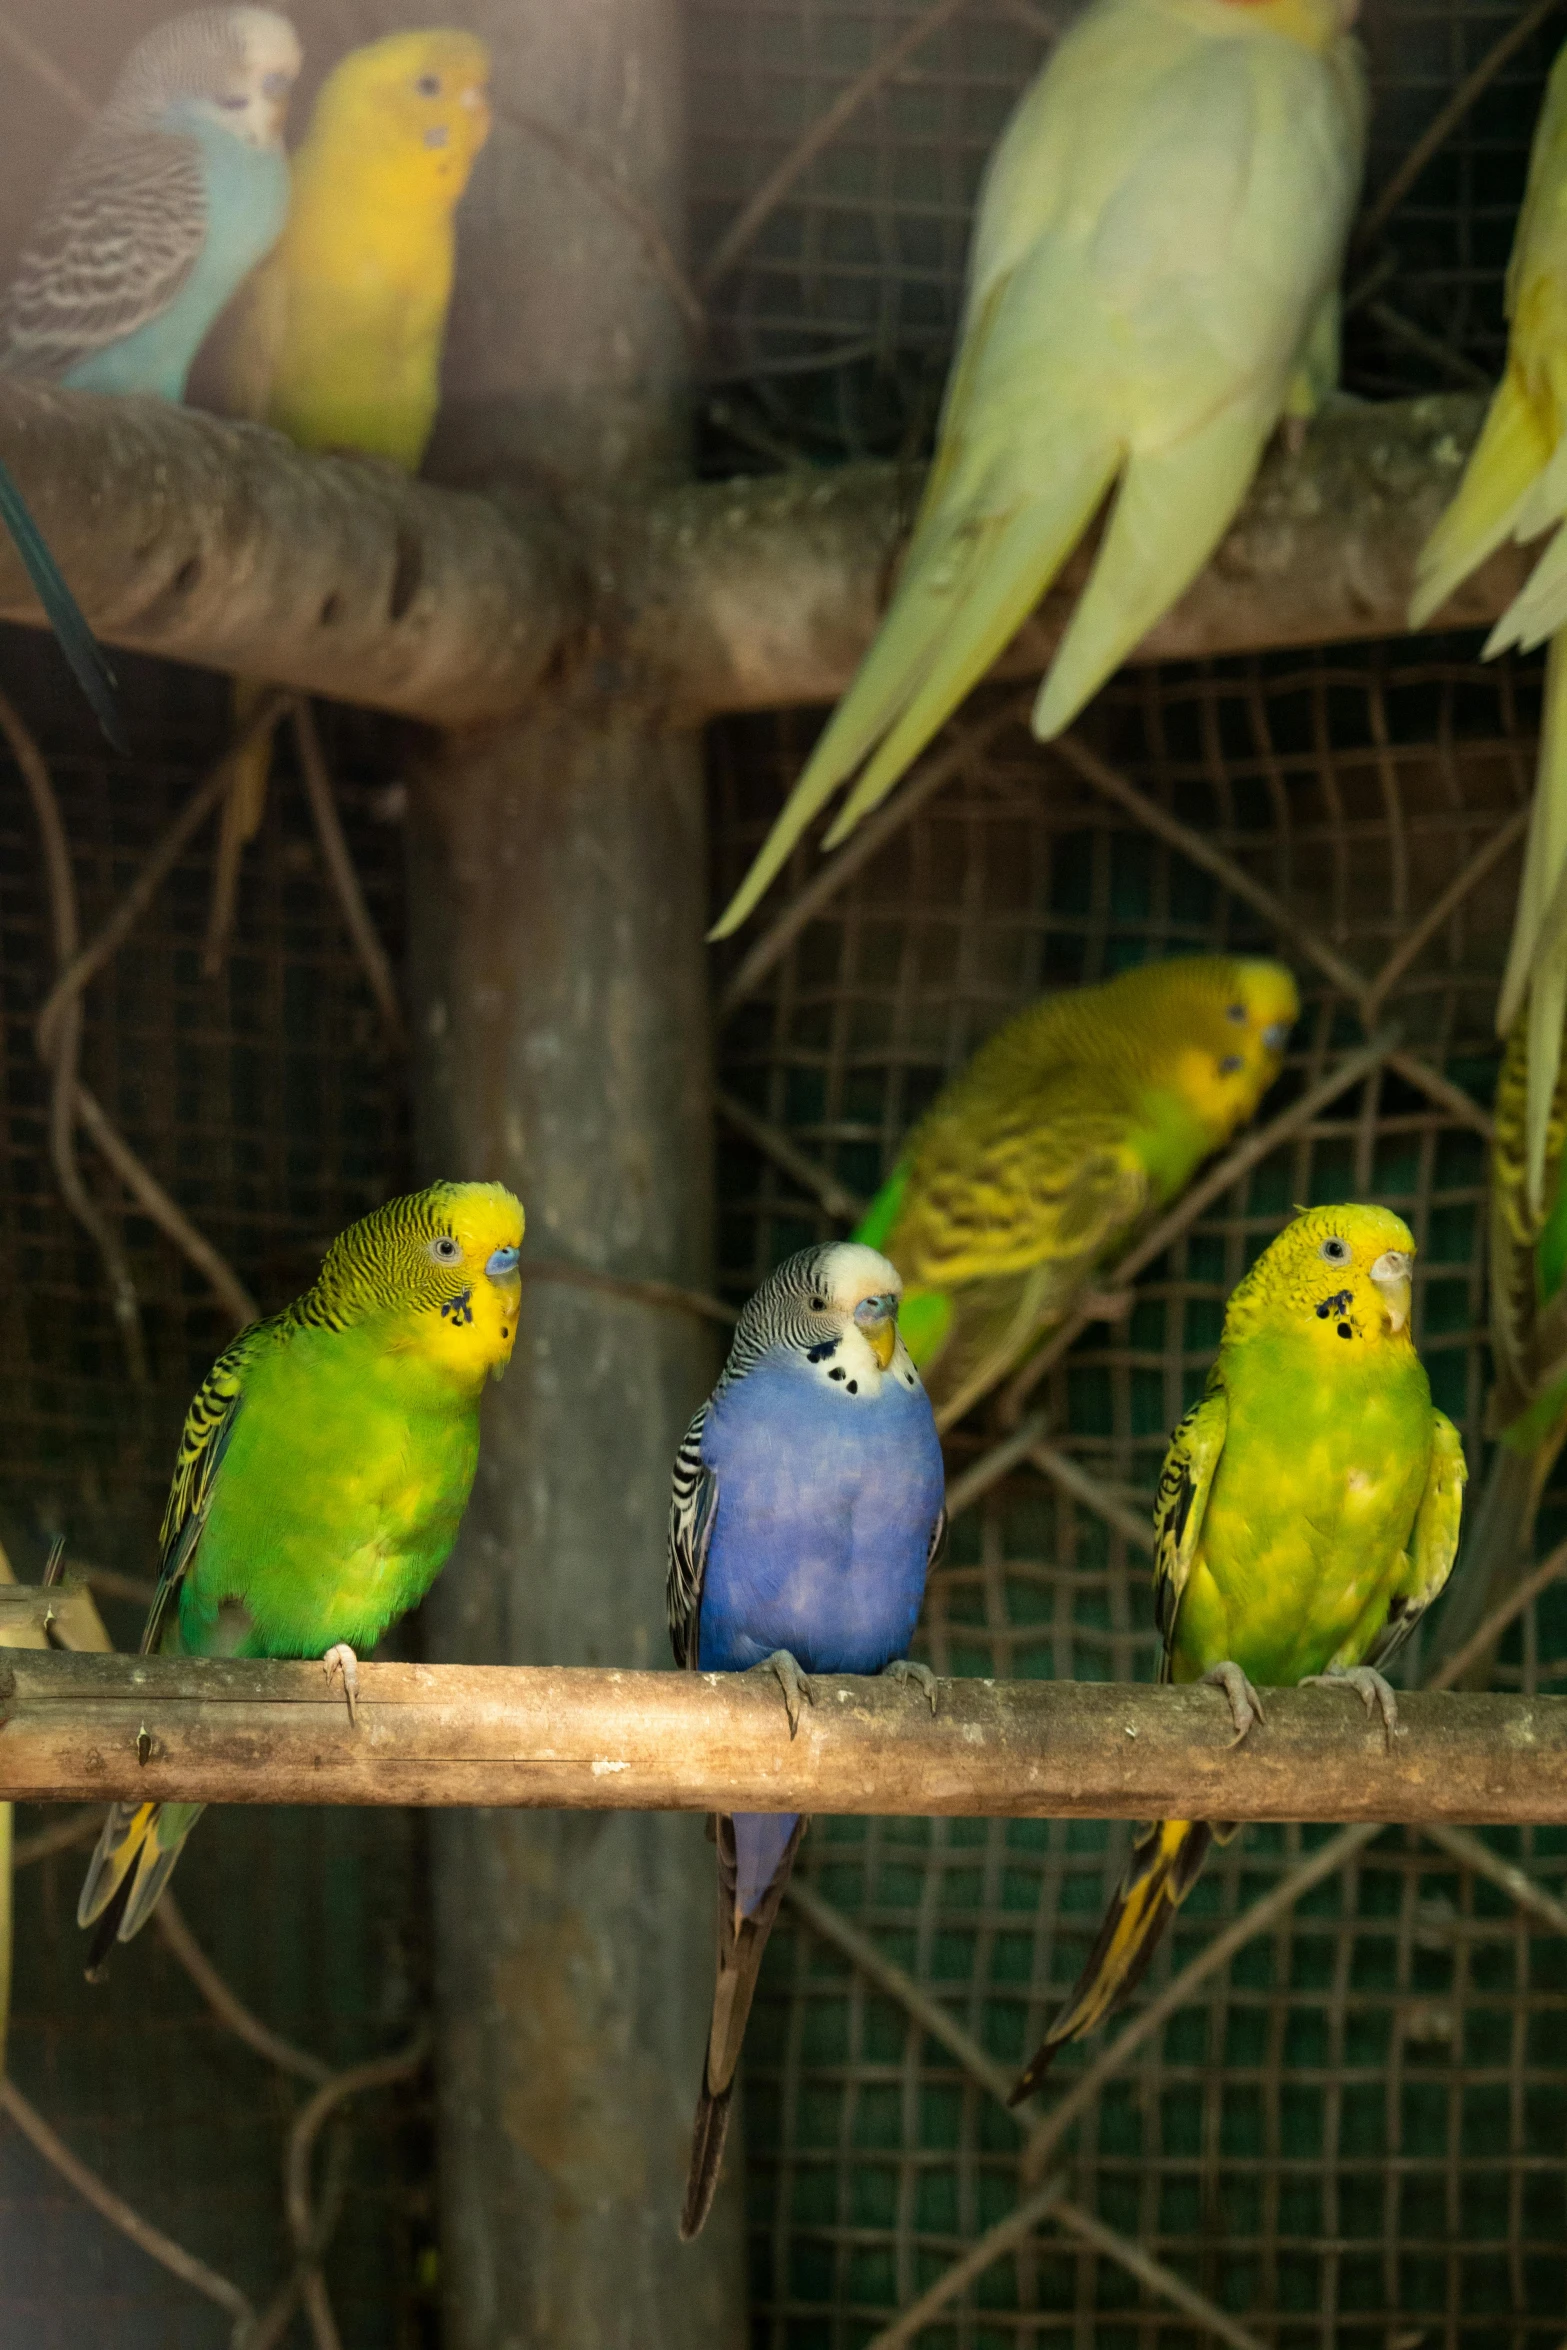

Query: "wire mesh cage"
left=709, top=638, right=1567, bottom=2345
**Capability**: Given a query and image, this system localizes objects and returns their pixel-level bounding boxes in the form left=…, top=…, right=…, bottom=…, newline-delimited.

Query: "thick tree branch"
left=0, top=1648, right=1564, bottom=1822
left=0, top=382, right=1520, bottom=730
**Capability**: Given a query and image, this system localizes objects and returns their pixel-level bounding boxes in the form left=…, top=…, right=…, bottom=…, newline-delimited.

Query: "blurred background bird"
left=1411, top=45, right=1567, bottom=1225
left=204, top=26, right=492, bottom=969
left=1011, top=1204, right=1464, bottom=2099
left=710, top=0, right=1367, bottom=937
left=856, top=956, right=1299, bottom=1428
left=669, top=1242, right=945, bottom=2239
left=76, top=1179, right=523, bottom=1971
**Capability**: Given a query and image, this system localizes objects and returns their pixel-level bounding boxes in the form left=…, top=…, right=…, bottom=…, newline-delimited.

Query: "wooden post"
left=405, top=4, right=740, bottom=2344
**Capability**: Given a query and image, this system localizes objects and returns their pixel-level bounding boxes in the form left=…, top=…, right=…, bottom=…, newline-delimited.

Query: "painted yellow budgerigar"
left=1012, top=1205, right=1465, bottom=2096
left=1411, top=47, right=1567, bottom=1208
left=207, top=27, right=492, bottom=962
left=710, top=0, right=1367, bottom=938
left=855, top=956, right=1299, bottom=1428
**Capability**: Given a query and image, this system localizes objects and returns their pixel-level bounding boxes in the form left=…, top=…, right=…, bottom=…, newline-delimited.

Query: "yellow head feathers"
left=309, top=1179, right=524, bottom=1388
left=1224, top=1204, right=1417, bottom=1353
left=300, top=30, right=492, bottom=206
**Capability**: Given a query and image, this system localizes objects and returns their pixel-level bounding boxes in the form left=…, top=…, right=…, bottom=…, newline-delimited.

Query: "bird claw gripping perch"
left=1201, top=1660, right=1267, bottom=1748
left=755, top=1649, right=815, bottom=1738
left=322, top=1643, right=359, bottom=1727
left=1301, top=1663, right=1402, bottom=1752
left=882, top=1657, right=939, bottom=1715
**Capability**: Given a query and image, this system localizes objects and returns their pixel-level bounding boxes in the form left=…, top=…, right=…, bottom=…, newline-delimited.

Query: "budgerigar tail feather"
left=1410, top=370, right=1549, bottom=630
left=1009, top=1819, right=1211, bottom=2104
left=1032, top=403, right=1272, bottom=743
left=709, top=443, right=1118, bottom=938
left=681, top=1813, right=808, bottom=2241
left=0, top=460, right=124, bottom=751
left=78, top=1798, right=204, bottom=1976
left=1498, top=635, right=1567, bottom=1209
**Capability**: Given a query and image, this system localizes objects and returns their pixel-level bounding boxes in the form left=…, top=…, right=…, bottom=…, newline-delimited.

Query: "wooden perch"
left=0, top=381, right=1528, bottom=731
left=1, top=1649, right=1565, bottom=1822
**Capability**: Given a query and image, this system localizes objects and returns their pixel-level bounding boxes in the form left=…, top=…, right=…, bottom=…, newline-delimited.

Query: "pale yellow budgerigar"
left=1411, top=48, right=1567, bottom=1211
left=711, top=0, right=1367, bottom=939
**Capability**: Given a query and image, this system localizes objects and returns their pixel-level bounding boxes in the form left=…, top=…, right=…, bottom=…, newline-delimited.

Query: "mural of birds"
left=669, top=1242, right=946, bottom=2239
left=0, top=8, right=300, bottom=404
left=207, top=25, right=492, bottom=966
left=1010, top=1204, right=1465, bottom=2098
left=856, top=956, right=1299, bottom=1427
left=1430, top=1012, right=1567, bottom=1684
left=1410, top=45, right=1567, bottom=1208
left=710, top=0, right=1367, bottom=937
left=76, top=1179, right=524, bottom=1971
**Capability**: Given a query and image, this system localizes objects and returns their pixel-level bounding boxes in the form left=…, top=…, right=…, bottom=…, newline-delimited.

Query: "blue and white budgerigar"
left=0, top=7, right=300, bottom=404
left=669, top=1242, right=946, bottom=2239
left=711, top=0, right=1368, bottom=937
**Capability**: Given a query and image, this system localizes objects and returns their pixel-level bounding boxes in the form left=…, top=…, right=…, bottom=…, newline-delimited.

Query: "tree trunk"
left=406, top=4, right=741, bottom=2344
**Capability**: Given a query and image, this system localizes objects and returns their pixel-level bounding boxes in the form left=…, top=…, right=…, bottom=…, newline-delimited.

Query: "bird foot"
left=1201, top=1660, right=1267, bottom=1748
left=883, top=1657, right=938, bottom=1715
left=322, top=1642, right=359, bottom=1728
left=1301, top=1663, right=1401, bottom=1752
left=754, top=1649, right=815, bottom=1738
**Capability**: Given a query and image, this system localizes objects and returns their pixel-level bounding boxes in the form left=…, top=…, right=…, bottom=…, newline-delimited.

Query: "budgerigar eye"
left=417, top=72, right=442, bottom=94
left=1226, top=1003, right=1247, bottom=1023
left=218, top=93, right=249, bottom=108
left=1318, top=1236, right=1350, bottom=1264
left=1219, top=1054, right=1244, bottom=1075
left=429, top=1235, right=462, bottom=1265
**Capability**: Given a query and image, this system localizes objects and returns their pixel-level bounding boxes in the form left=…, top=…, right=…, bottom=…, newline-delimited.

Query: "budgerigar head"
left=1104, top=955, right=1299, bottom=1142
left=306, top=1179, right=524, bottom=1385
left=110, top=8, right=301, bottom=149
left=1222, top=1203, right=1418, bottom=1356
left=303, top=29, right=492, bottom=203
left=1214, top=0, right=1360, bottom=49
left=731, top=1240, right=926, bottom=1398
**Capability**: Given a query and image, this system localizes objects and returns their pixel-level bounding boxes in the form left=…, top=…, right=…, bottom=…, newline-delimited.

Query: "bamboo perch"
left=0, top=380, right=1526, bottom=731
left=2, top=1649, right=1566, bottom=1822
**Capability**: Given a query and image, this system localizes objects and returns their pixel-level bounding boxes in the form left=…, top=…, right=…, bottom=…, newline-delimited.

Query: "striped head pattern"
left=724, top=1241, right=923, bottom=1402
left=1222, top=1203, right=1417, bottom=1357
left=110, top=8, right=302, bottom=146
left=294, top=1179, right=524, bottom=1385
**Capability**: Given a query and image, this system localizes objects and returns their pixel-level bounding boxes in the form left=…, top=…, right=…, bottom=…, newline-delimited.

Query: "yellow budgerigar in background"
left=711, top=0, right=1368, bottom=937
left=1411, top=46, right=1567, bottom=1213
left=206, top=27, right=492, bottom=960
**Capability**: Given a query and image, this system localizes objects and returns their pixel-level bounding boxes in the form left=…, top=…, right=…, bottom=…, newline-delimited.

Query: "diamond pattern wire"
left=688, top=0, right=1562, bottom=472
left=709, top=639, right=1567, bottom=2346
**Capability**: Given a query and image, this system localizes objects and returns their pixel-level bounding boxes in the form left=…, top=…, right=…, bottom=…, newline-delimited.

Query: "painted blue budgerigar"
left=669, top=1242, right=946, bottom=2239
left=0, top=8, right=301, bottom=404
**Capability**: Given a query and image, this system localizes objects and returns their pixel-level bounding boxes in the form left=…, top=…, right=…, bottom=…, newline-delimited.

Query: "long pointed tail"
left=0, top=459, right=124, bottom=751
left=681, top=1812, right=806, bottom=2241
left=78, top=1798, right=204, bottom=1979
left=1010, top=1818, right=1211, bottom=2103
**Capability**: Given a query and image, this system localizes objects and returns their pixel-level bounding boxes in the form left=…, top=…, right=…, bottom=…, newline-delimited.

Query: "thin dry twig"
left=501, top=107, right=705, bottom=340
left=527, top=1257, right=738, bottom=1327
left=699, top=0, right=980, bottom=295
left=1355, top=0, right=1567, bottom=253
left=278, top=2029, right=431, bottom=2350
left=73, top=1082, right=258, bottom=1328
left=11, top=1805, right=105, bottom=1869
left=1363, top=803, right=1530, bottom=1025
left=290, top=700, right=405, bottom=1052
left=0, top=2076, right=256, bottom=2336
left=1046, top=2199, right=1269, bottom=2350
left=716, top=1088, right=868, bottom=1224
left=1029, top=1441, right=1154, bottom=1554
left=0, top=11, right=93, bottom=121
left=1422, top=1822, right=1567, bottom=1941
left=1382, top=1047, right=1494, bottom=1144
left=944, top=1411, right=1049, bottom=1522
left=154, top=1895, right=332, bottom=2087
left=1434, top=1533, right=1567, bottom=1688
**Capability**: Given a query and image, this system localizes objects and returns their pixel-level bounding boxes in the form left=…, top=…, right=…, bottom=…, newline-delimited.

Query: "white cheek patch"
left=806, top=1325, right=885, bottom=1399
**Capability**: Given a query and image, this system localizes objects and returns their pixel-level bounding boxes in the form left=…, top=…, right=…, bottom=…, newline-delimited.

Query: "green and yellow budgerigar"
left=1411, top=44, right=1567, bottom=1208
left=710, top=0, right=1367, bottom=938
left=855, top=956, right=1299, bottom=1428
left=207, top=27, right=492, bottom=962
left=77, top=1179, right=523, bottom=1972
left=1011, top=1204, right=1465, bottom=2097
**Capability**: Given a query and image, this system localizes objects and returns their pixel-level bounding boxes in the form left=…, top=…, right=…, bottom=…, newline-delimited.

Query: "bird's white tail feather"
left=1032, top=401, right=1273, bottom=743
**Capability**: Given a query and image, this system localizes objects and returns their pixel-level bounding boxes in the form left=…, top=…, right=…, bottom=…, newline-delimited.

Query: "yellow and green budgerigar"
left=206, top=27, right=492, bottom=961
left=710, top=0, right=1367, bottom=937
left=1430, top=1012, right=1567, bottom=1685
left=77, top=1179, right=523, bottom=1973
left=1010, top=1204, right=1466, bottom=2098
left=855, top=956, right=1299, bottom=1429
left=1410, top=43, right=1567, bottom=1209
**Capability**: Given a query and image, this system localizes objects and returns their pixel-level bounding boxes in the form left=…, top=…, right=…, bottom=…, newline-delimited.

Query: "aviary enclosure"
left=0, top=1, right=1563, bottom=2346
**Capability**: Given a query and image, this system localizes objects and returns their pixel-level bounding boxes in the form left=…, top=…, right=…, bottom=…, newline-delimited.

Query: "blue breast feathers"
left=696, top=1347, right=944, bottom=1677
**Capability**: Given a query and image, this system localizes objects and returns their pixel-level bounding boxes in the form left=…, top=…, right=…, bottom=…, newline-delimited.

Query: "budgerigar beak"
left=854, top=1293, right=899, bottom=1369
left=1369, top=1249, right=1412, bottom=1334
